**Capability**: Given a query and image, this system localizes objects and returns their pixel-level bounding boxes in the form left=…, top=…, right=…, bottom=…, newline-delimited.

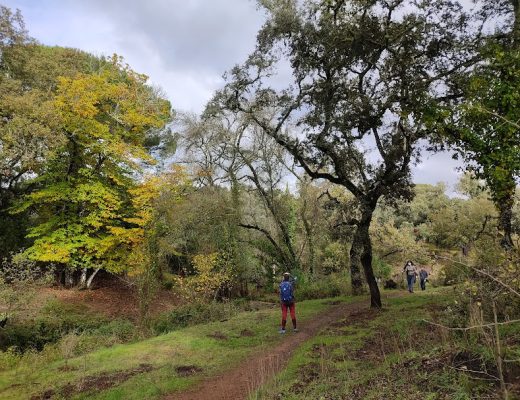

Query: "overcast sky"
left=3, top=0, right=464, bottom=191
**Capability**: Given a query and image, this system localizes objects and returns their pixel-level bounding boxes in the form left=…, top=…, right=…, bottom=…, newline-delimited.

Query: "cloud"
left=74, top=0, right=266, bottom=112
left=413, top=151, right=463, bottom=194
left=80, top=0, right=265, bottom=73
left=6, top=0, right=265, bottom=112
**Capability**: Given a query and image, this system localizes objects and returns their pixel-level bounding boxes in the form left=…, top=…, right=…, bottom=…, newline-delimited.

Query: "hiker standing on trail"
left=279, top=272, right=297, bottom=334
left=403, top=261, right=418, bottom=293
left=419, top=268, right=428, bottom=291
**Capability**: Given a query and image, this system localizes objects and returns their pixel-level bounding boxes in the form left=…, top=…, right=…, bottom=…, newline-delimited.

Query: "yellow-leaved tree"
left=121, top=165, right=191, bottom=327
left=14, top=55, right=172, bottom=288
left=173, top=252, right=236, bottom=302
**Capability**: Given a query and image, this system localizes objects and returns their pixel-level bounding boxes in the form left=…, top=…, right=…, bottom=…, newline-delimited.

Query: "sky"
left=3, top=0, right=464, bottom=192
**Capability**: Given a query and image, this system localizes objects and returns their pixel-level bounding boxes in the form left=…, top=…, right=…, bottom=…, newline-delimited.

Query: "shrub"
left=372, top=256, right=392, bottom=280
left=0, top=299, right=135, bottom=352
left=321, top=243, right=348, bottom=274
left=0, top=320, right=63, bottom=352
left=293, top=273, right=351, bottom=301
left=173, top=252, right=236, bottom=302
left=91, top=319, right=135, bottom=342
left=151, top=301, right=241, bottom=334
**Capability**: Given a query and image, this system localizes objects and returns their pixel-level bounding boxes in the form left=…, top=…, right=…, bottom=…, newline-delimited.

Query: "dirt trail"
left=164, top=293, right=402, bottom=400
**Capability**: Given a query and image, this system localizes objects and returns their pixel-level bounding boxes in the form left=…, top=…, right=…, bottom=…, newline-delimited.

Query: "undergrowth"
left=0, top=296, right=333, bottom=400
left=251, top=288, right=520, bottom=400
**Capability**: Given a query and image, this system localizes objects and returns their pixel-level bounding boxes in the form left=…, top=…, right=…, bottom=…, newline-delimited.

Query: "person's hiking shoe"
left=293, top=328, right=299, bottom=333
left=279, top=329, right=286, bottom=334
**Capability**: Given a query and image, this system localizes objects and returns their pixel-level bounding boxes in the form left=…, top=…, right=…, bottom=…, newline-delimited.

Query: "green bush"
left=151, top=301, right=242, bottom=334
left=0, top=347, right=22, bottom=370
left=0, top=343, right=61, bottom=371
left=67, top=323, right=136, bottom=357
left=91, top=319, right=135, bottom=342
left=0, top=299, right=136, bottom=352
left=440, top=261, right=468, bottom=286
left=161, top=272, right=176, bottom=290
left=293, top=273, right=351, bottom=301
left=0, top=320, right=62, bottom=352
left=321, top=243, right=349, bottom=274
left=372, top=256, right=392, bottom=280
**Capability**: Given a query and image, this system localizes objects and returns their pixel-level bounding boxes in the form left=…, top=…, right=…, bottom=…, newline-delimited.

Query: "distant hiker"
left=403, top=260, right=417, bottom=293
left=419, top=268, right=429, bottom=291
left=279, top=272, right=297, bottom=334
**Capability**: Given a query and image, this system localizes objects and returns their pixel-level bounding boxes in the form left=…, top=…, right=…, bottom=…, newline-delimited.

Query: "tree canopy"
left=212, top=0, right=476, bottom=307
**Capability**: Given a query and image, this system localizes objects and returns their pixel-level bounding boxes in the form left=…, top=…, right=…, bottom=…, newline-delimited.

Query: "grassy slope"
left=0, top=296, right=359, bottom=400
left=251, top=288, right=520, bottom=400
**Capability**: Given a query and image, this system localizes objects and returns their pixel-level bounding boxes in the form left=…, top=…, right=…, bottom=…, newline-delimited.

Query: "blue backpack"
left=280, top=281, right=294, bottom=304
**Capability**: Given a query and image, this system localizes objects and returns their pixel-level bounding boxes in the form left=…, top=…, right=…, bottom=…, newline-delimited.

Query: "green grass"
left=5, top=287, right=516, bottom=400
left=251, top=288, right=513, bottom=400
left=0, top=298, right=115, bottom=353
left=0, top=296, right=356, bottom=400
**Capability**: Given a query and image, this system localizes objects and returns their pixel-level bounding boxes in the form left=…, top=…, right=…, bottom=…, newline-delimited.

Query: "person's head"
left=283, top=272, right=291, bottom=281
left=406, top=260, right=412, bottom=266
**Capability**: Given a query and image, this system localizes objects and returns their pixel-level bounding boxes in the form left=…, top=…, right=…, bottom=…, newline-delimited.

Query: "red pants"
left=281, top=302, right=296, bottom=329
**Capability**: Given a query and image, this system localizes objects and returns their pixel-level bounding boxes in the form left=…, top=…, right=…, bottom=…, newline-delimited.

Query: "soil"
left=164, top=293, right=402, bottom=400
left=175, top=365, right=204, bottom=377
left=39, top=278, right=181, bottom=320
left=31, top=364, right=154, bottom=399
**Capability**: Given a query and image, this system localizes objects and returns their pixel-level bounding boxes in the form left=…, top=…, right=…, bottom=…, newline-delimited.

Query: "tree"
left=445, top=50, right=520, bottom=248
left=182, top=114, right=302, bottom=274
left=14, top=57, right=171, bottom=287
left=442, top=0, right=520, bottom=249
left=124, top=166, right=190, bottom=326
left=456, top=172, right=486, bottom=200
left=0, top=7, right=97, bottom=255
left=0, top=5, right=28, bottom=51
left=297, top=177, right=329, bottom=275
left=214, top=0, right=473, bottom=307
left=236, top=125, right=301, bottom=272
left=1, top=7, right=103, bottom=207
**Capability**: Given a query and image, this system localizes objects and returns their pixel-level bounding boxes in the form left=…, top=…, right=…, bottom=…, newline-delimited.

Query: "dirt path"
left=164, top=293, right=402, bottom=400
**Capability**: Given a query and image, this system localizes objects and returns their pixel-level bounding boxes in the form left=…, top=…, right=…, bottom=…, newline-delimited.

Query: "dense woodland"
left=0, top=1, right=520, bottom=399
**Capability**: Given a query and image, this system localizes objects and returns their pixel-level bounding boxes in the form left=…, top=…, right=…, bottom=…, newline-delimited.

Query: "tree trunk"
left=498, top=198, right=514, bottom=250
left=349, top=228, right=365, bottom=295
left=229, top=173, right=251, bottom=297
left=302, top=215, right=315, bottom=275
left=86, top=268, right=101, bottom=289
left=350, top=207, right=382, bottom=308
left=64, top=269, right=74, bottom=288
left=359, top=222, right=381, bottom=308
left=79, top=268, right=88, bottom=289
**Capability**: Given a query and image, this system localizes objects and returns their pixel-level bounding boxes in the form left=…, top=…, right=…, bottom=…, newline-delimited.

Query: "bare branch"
left=435, top=255, right=520, bottom=298
left=238, top=223, right=286, bottom=260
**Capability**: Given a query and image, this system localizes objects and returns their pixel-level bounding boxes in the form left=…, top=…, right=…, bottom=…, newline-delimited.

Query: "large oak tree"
left=214, top=0, right=474, bottom=307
